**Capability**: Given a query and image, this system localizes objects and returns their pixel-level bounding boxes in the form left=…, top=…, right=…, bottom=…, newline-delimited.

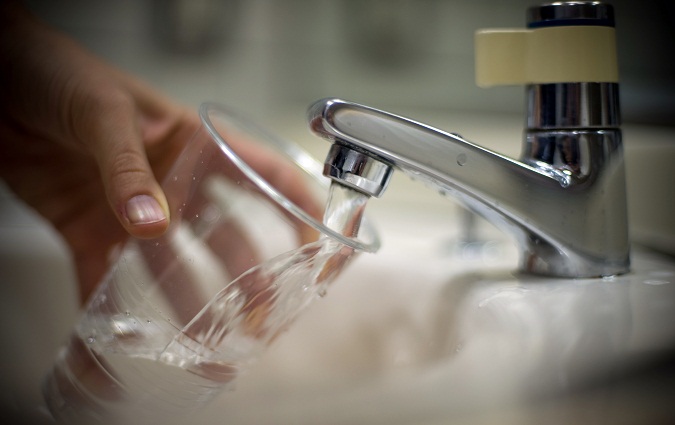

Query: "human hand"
left=0, top=4, right=322, bottom=303
left=0, top=3, right=200, bottom=301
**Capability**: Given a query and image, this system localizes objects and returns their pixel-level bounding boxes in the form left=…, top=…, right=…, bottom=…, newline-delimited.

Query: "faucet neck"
left=517, top=3, right=628, bottom=276
left=526, top=82, right=620, bottom=130
left=525, top=3, right=620, bottom=131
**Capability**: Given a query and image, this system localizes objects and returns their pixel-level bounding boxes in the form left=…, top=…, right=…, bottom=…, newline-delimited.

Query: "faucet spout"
left=308, top=98, right=630, bottom=278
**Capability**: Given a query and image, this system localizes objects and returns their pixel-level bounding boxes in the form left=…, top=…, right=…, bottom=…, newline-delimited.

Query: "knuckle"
left=107, top=147, right=148, bottom=183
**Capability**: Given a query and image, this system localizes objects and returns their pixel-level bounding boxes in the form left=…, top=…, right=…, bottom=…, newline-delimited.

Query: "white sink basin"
left=182, top=198, right=675, bottom=425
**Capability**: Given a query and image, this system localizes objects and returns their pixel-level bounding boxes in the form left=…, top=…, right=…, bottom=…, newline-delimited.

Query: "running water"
left=43, top=182, right=370, bottom=423
left=159, top=182, right=368, bottom=391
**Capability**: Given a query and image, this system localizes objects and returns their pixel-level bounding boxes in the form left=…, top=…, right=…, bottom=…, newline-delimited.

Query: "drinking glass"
left=42, top=102, right=379, bottom=424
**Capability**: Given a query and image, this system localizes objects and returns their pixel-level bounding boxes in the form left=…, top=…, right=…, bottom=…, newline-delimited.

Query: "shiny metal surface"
left=526, top=3, right=619, bottom=129
left=527, top=1, right=615, bottom=28
left=309, top=98, right=630, bottom=278
left=309, top=1, right=629, bottom=278
left=527, top=82, right=620, bottom=129
left=323, top=144, right=393, bottom=197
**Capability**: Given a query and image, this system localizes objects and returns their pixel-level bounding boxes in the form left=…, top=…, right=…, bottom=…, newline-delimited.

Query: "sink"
left=1, top=115, right=674, bottom=424
left=176, top=196, right=675, bottom=425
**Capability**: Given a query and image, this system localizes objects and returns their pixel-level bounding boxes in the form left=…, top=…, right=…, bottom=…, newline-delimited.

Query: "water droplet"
left=86, top=336, right=96, bottom=344
left=318, top=289, right=327, bottom=298
left=456, top=153, right=467, bottom=166
left=125, top=311, right=131, bottom=316
left=644, top=279, right=670, bottom=286
left=172, top=176, right=178, bottom=182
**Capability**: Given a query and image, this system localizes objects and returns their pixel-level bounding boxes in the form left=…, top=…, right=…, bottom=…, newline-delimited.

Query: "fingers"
left=75, top=87, right=170, bottom=239
left=226, top=134, right=323, bottom=244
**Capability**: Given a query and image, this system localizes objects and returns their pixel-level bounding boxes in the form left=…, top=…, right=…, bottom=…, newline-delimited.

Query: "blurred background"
left=2, top=1, right=674, bottom=422
left=22, top=0, right=675, bottom=127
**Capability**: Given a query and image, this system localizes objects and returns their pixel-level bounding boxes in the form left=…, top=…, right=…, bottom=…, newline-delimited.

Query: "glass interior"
left=199, top=102, right=380, bottom=253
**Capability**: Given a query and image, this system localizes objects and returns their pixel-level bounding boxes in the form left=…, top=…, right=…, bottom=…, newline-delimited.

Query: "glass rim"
left=199, top=102, right=380, bottom=253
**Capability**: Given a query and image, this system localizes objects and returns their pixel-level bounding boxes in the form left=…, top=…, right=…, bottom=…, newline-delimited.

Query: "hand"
left=1, top=4, right=325, bottom=304
left=0, top=4, right=197, bottom=301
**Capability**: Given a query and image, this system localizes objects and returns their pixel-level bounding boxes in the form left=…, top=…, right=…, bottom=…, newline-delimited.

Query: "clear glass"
left=42, top=102, right=379, bottom=424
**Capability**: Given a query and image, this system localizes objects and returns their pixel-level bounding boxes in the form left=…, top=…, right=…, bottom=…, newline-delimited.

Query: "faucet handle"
left=475, top=25, right=618, bottom=88
left=475, top=0, right=618, bottom=89
left=476, top=2, right=621, bottom=130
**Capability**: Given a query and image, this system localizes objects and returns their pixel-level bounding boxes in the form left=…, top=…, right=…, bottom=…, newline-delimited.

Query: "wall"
left=23, top=0, right=675, bottom=126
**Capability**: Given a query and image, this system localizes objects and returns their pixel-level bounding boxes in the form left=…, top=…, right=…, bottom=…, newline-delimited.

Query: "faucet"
left=308, top=2, right=630, bottom=279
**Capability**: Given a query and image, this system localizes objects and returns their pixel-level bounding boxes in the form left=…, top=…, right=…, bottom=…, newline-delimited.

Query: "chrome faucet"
left=308, top=2, right=630, bottom=278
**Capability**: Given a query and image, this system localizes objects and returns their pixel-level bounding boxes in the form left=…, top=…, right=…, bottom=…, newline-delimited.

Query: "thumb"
left=83, top=94, right=170, bottom=239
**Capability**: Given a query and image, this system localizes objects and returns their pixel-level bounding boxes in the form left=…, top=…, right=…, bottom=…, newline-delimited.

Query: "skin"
left=0, top=2, right=322, bottom=303
left=0, top=2, right=196, bottom=302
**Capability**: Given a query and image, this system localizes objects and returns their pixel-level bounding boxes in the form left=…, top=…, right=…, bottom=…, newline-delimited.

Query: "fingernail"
left=125, top=195, right=167, bottom=225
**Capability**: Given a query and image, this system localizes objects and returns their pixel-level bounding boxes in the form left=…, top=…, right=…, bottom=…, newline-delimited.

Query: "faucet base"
left=518, top=128, right=630, bottom=278
left=521, top=234, right=631, bottom=279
